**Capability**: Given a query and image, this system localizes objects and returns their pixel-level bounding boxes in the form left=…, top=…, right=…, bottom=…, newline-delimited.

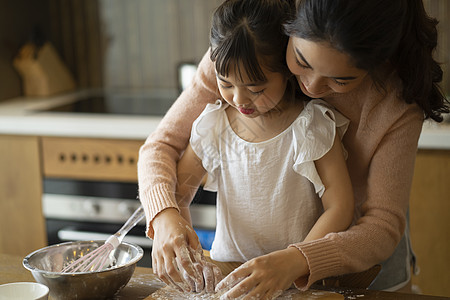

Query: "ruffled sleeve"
left=189, top=100, right=226, bottom=191
left=292, top=99, right=350, bottom=197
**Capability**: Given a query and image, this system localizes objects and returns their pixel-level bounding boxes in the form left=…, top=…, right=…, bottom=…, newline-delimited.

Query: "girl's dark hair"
left=210, top=0, right=296, bottom=83
left=285, top=0, right=448, bottom=122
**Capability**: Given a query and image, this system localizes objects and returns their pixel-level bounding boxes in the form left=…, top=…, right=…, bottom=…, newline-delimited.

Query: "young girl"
left=150, top=0, right=354, bottom=297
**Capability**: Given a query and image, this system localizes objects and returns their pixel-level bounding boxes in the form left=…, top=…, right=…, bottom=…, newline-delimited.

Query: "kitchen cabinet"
left=0, top=135, right=46, bottom=257
left=410, top=149, right=450, bottom=298
left=0, top=134, right=144, bottom=257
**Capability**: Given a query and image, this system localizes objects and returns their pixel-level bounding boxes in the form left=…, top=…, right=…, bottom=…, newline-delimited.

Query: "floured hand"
left=151, top=208, right=223, bottom=293
left=151, top=208, right=204, bottom=292
left=215, top=248, right=307, bottom=299
left=187, top=246, right=224, bottom=292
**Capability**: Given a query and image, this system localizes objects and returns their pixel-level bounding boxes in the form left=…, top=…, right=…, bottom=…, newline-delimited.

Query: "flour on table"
left=146, top=286, right=344, bottom=299
left=127, top=273, right=166, bottom=288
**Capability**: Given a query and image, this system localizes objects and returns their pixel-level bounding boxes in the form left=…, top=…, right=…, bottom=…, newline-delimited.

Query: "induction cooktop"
left=40, top=93, right=177, bottom=116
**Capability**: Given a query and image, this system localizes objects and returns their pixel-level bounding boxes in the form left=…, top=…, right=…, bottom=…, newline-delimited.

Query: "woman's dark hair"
left=210, top=0, right=296, bottom=83
left=285, top=0, right=448, bottom=122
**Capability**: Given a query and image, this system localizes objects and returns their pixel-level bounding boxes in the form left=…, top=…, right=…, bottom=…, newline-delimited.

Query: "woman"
left=138, top=0, right=448, bottom=298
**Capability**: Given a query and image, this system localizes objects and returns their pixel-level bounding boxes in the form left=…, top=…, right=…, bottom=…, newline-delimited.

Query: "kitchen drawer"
left=41, top=137, right=144, bottom=182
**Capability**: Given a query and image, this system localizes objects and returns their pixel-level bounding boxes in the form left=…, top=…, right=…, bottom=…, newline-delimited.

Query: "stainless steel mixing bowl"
left=23, top=240, right=143, bottom=300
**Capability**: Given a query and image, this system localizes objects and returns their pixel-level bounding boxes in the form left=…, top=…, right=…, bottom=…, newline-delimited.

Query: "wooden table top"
left=0, top=253, right=447, bottom=299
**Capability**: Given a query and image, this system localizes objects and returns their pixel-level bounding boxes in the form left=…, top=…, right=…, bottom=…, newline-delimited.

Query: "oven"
left=43, top=178, right=217, bottom=268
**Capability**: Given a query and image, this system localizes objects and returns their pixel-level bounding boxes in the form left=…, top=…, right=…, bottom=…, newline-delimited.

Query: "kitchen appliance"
left=177, top=62, right=197, bottom=93
left=43, top=178, right=216, bottom=268
left=33, top=89, right=178, bottom=116
left=31, top=61, right=197, bottom=116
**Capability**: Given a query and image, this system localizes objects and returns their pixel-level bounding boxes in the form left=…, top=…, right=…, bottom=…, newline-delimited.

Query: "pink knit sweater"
left=137, top=50, right=424, bottom=289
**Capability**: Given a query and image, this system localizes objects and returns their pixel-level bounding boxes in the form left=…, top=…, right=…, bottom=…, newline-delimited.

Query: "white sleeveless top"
left=190, top=99, right=349, bottom=262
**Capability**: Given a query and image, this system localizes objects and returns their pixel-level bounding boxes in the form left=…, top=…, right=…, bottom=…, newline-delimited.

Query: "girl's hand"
left=151, top=208, right=204, bottom=292
left=215, top=248, right=308, bottom=300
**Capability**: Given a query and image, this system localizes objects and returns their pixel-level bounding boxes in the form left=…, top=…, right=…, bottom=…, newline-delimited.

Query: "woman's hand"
left=198, top=260, right=224, bottom=293
left=179, top=250, right=224, bottom=293
left=215, top=248, right=308, bottom=299
left=151, top=208, right=204, bottom=291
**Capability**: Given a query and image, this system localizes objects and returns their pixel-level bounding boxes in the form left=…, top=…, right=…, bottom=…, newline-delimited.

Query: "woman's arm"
left=304, top=134, right=354, bottom=242
left=138, top=49, right=218, bottom=238
left=290, top=104, right=424, bottom=290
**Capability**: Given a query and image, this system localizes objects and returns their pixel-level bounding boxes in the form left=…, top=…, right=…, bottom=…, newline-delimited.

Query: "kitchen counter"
left=0, top=252, right=447, bottom=300
left=0, top=90, right=449, bottom=148
left=420, top=117, right=450, bottom=149
left=0, top=90, right=163, bottom=140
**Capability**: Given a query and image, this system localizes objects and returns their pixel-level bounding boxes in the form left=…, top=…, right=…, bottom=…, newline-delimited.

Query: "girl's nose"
left=233, top=89, right=250, bottom=106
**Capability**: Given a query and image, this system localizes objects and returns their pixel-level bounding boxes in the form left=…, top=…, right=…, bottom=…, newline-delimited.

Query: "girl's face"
left=216, top=62, right=288, bottom=118
left=286, top=37, right=368, bottom=99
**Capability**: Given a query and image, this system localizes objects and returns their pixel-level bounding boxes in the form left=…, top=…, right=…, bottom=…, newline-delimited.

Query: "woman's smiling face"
left=286, top=37, right=368, bottom=99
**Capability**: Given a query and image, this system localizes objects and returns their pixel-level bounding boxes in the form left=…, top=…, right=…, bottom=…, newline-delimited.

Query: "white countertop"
left=420, top=119, right=450, bottom=150
left=0, top=90, right=449, bottom=149
left=0, top=90, right=163, bottom=140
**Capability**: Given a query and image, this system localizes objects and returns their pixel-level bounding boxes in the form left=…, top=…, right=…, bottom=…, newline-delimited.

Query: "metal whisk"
left=61, top=205, right=145, bottom=273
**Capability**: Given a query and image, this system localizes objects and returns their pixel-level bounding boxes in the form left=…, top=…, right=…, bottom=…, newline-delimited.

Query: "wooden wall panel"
left=44, top=0, right=448, bottom=96
left=49, top=0, right=104, bottom=89
left=2, top=1, right=448, bottom=99
left=98, top=0, right=222, bottom=91
left=424, top=0, right=450, bottom=96
left=0, top=0, right=51, bottom=101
